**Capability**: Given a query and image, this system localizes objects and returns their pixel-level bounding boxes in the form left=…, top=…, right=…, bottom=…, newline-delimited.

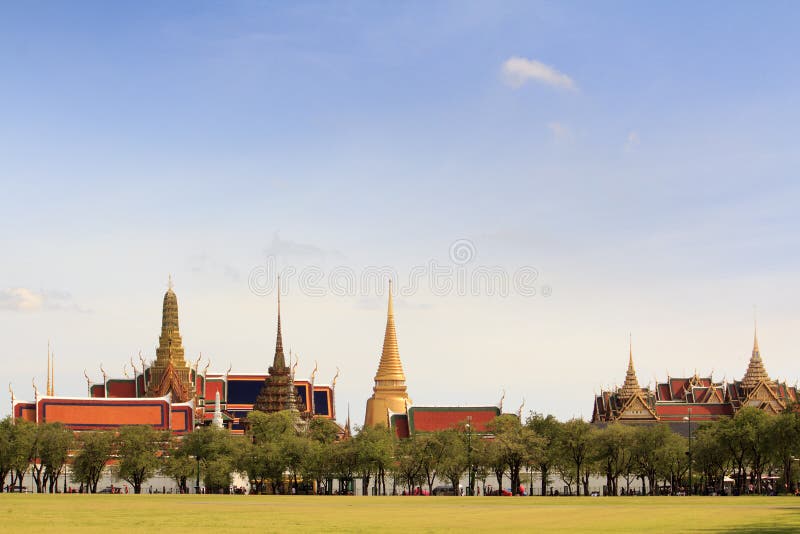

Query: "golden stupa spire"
left=619, top=334, right=641, bottom=399
left=374, top=280, right=406, bottom=384
left=742, top=314, right=769, bottom=389
left=50, top=349, right=55, bottom=397
left=363, top=280, right=412, bottom=427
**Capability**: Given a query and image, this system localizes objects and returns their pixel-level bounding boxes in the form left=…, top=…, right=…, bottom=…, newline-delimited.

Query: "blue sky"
left=2, top=2, right=800, bottom=422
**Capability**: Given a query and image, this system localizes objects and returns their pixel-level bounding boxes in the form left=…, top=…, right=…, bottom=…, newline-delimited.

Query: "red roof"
left=409, top=406, right=500, bottom=434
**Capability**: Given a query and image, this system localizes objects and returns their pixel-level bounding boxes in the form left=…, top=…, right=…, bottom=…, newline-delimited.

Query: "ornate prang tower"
left=254, top=283, right=299, bottom=413
left=364, top=282, right=412, bottom=427
left=146, top=276, right=194, bottom=402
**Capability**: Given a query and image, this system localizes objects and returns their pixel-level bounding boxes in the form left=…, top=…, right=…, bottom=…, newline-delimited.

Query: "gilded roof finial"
left=50, top=348, right=55, bottom=397
left=46, top=340, right=51, bottom=397
left=331, top=367, right=340, bottom=390
left=753, top=305, right=759, bottom=353
left=83, top=369, right=91, bottom=394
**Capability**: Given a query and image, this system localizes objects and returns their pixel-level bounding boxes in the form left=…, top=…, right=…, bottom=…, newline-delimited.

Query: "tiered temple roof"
left=254, top=285, right=300, bottom=414
left=592, top=325, right=798, bottom=424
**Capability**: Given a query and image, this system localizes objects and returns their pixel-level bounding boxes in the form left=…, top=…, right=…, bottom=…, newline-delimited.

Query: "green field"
left=2, top=495, right=799, bottom=532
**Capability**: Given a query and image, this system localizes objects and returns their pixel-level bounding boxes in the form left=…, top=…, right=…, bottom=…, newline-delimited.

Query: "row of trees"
left=0, top=419, right=164, bottom=493
left=3, top=405, right=800, bottom=496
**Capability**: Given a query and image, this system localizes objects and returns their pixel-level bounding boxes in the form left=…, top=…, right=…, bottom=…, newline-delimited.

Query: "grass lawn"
left=2, top=495, right=799, bottom=533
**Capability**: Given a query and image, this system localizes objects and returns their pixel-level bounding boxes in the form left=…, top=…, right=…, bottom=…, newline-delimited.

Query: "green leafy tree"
left=72, top=431, right=114, bottom=493
left=179, top=425, right=233, bottom=493
left=736, top=407, right=771, bottom=493
left=394, top=437, right=425, bottom=494
left=717, top=412, right=755, bottom=494
left=654, top=430, right=688, bottom=495
left=769, top=410, right=800, bottom=493
left=527, top=413, right=562, bottom=496
left=115, top=425, right=164, bottom=494
left=631, top=424, right=672, bottom=495
left=415, top=432, right=449, bottom=495
left=9, top=420, right=37, bottom=492
left=556, top=419, right=593, bottom=496
left=162, top=439, right=196, bottom=494
left=37, top=423, right=73, bottom=493
left=331, top=438, right=358, bottom=494
left=692, top=423, right=729, bottom=495
left=593, top=423, right=634, bottom=496
left=302, top=439, right=333, bottom=494
left=488, top=414, right=544, bottom=495
left=482, top=435, right=507, bottom=495
left=0, top=417, right=14, bottom=491
left=354, top=424, right=394, bottom=495
left=437, top=429, right=468, bottom=494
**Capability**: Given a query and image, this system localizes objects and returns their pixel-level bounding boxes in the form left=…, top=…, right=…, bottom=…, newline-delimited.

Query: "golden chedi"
left=364, top=282, right=411, bottom=427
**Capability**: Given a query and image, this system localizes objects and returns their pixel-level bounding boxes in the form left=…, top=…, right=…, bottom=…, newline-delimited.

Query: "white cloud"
left=0, top=287, right=89, bottom=313
left=625, top=131, right=640, bottom=152
left=502, top=56, right=577, bottom=91
left=0, top=288, right=44, bottom=311
left=547, top=121, right=573, bottom=142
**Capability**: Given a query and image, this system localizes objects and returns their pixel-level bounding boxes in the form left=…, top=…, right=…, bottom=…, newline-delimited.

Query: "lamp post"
left=466, top=416, right=473, bottom=496
left=683, top=407, right=693, bottom=495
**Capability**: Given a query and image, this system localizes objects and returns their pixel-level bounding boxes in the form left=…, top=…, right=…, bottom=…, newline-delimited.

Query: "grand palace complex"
left=9, top=278, right=795, bottom=437
left=10, top=279, right=499, bottom=437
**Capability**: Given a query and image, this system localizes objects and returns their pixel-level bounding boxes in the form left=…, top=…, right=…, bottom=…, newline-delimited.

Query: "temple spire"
left=212, top=391, right=223, bottom=428
left=46, top=341, right=51, bottom=397
left=742, top=316, right=770, bottom=389
left=619, top=334, right=641, bottom=399
left=273, top=276, right=286, bottom=369
left=364, top=280, right=412, bottom=427
left=253, top=277, right=298, bottom=414
left=146, top=277, right=193, bottom=402
left=374, top=280, right=406, bottom=384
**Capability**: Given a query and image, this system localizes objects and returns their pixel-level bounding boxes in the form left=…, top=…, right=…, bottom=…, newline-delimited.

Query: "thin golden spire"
left=619, top=334, right=641, bottom=399
left=753, top=307, right=759, bottom=353
left=273, top=276, right=286, bottom=369
left=374, top=280, right=406, bottom=383
left=50, top=349, right=54, bottom=396
left=743, top=311, right=770, bottom=389
left=46, top=341, right=51, bottom=396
